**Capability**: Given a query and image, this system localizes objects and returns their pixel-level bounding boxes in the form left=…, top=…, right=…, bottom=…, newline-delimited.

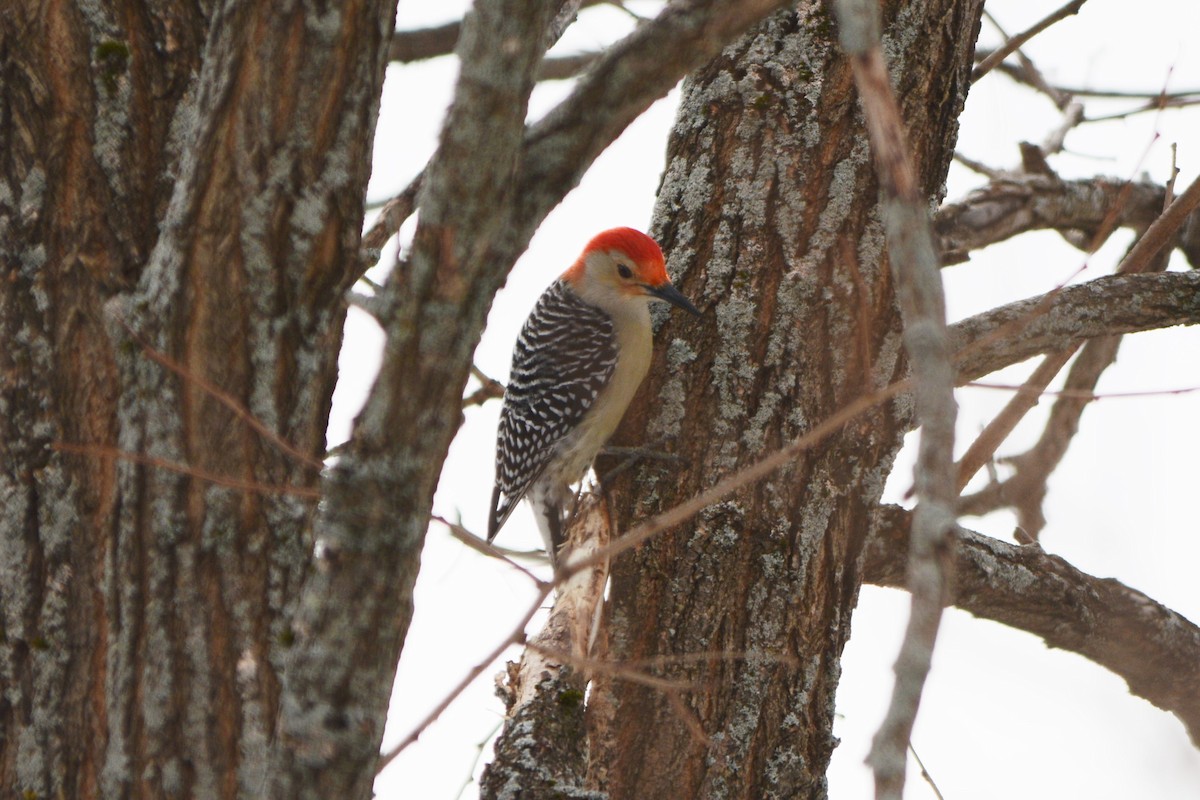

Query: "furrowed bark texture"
left=272, top=1, right=798, bottom=796
left=589, top=2, right=983, bottom=797
left=0, top=1, right=394, bottom=797
left=265, top=1, right=568, bottom=796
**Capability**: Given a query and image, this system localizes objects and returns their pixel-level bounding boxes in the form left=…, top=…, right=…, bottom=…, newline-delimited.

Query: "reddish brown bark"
left=0, top=2, right=393, bottom=796
left=591, top=3, right=984, bottom=796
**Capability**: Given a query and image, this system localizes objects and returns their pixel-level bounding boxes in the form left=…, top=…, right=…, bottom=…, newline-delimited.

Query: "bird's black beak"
left=645, top=282, right=701, bottom=316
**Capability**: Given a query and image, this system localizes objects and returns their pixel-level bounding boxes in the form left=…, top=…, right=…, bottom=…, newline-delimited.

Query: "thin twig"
left=965, top=381, right=1200, bottom=401
left=1113, top=171, right=1200, bottom=274
left=972, top=1, right=1088, bottom=83
left=121, top=321, right=324, bottom=470
left=361, top=172, right=424, bottom=257
left=952, top=151, right=1005, bottom=179
left=51, top=443, right=321, bottom=498
left=908, top=742, right=946, bottom=800
left=954, top=347, right=1078, bottom=492
left=452, top=720, right=503, bottom=800
left=376, top=583, right=552, bottom=771
left=462, top=364, right=506, bottom=408
left=1044, top=84, right=1200, bottom=100
left=433, top=515, right=547, bottom=585
left=1084, top=95, right=1200, bottom=123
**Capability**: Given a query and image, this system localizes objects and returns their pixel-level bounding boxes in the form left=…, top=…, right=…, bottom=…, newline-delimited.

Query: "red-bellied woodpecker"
left=488, top=227, right=700, bottom=565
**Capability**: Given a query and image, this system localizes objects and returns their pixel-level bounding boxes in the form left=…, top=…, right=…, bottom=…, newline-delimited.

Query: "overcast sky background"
left=343, top=2, right=1200, bottom=797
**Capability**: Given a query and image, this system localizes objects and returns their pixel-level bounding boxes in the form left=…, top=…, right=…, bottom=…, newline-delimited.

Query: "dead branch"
left=388, top=21, right=460, bottom=63
left=934, top=175, right=1167, bottom=265
left=864, top=506, right=1200, bottom=748
left=462, top=365, right=506, bottom=409
left=480, top=497, right=611, bottom=799
left=958, top=334, right=1121, bottom=532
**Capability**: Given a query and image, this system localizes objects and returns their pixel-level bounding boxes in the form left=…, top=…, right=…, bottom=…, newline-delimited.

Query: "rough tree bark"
left=0, top=2, right=394, bottom=797
left=6, top=0, right=1198, bottom=798
left=589, top=2, right=983, bottom=796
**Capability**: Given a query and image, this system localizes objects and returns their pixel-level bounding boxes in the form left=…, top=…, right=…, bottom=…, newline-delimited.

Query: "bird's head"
left=563, top=227, right=700, bottom=318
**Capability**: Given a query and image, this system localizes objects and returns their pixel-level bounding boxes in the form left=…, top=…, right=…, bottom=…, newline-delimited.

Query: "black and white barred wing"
left=488, top=281, right=618, bottom=540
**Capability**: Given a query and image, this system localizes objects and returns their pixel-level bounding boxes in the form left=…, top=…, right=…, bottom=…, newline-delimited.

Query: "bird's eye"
left=617, top=264, right=633, bottom=279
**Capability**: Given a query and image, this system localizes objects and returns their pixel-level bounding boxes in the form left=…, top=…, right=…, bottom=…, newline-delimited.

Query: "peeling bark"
left=482, top=498, right=611, bottom=799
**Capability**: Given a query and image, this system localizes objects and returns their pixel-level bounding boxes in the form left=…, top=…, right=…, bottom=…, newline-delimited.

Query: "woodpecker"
left=488, top=227, right=700, bottom=565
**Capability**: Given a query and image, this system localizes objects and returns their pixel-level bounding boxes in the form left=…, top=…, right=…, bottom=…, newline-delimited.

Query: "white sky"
left=350, top=1, right=1200, bottom=797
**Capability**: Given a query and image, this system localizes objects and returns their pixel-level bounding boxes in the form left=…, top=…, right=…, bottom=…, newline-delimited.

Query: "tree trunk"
left=590, top=2, right=983, bottom=796
left=0, top=2, right=393, bottom=797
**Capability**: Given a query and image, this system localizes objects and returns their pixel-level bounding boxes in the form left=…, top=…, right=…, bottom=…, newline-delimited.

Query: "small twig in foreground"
left=836, top=2, right=958, bottom=799
left=52, top=443, right=321, bottom=499
left=908, top=741, right=946, bottom=800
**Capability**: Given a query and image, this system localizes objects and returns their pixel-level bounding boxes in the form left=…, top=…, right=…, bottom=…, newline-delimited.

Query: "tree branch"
left=362, top=0, right=793, bottom=272
left=934, top=175, right=1168, bottom=265
left=269, top=1, right=567, bottom=797
left=971, top=0, right=1088, bottom=83
left=864, top=506, right=1200, bottom=748
left=388, top=21, right=460, bottom=63
left=949, top=271, right=1200, bottom=384
left=953, top=346, right=1078, bottom=493
left=957, top=334, right=1120, bottom=531
left=956, top=172, right=1192, bottom=527
left=509, top=0, right=795, bottom=236
left=387, top=0, right=606, bottom=65
left=836, top=1, right=958, bottom=796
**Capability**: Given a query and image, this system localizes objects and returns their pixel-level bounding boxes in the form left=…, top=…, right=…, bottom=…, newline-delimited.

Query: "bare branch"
left=377, top=584, right=552, bottom=773
left=953, top=171, right=1197, bottom=510
left=1116, top=171, right=1200, bottom=274
left=958, top=334, right=1122, bottom=531
left=388, top=21, right=460, bottom=64
left=957, top=174, right=1197, bottom=523
left=364, top=0, right=794, bottom=276
left=361, top=172, right=423, bottom=259
left=954, top=346, right=1078, bottom=493
left=864, top=506, right=1200, bottom=748
left=510, top=0, right=795, bottom=235
left=387, top=1, right=607, bottom=65
left=951, top=169, right=1200, bottom=385
left=934, top=175, right=1166, bottom=265
left=949, top=270, right=1200, bottom=383
left=972, top=1, right=1088, bottom=83
left=462, top=365, right=506, bottom=409
left=836, top=1, right=958, bottom=796
left=1014, top=81, right=1200, bottom=101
